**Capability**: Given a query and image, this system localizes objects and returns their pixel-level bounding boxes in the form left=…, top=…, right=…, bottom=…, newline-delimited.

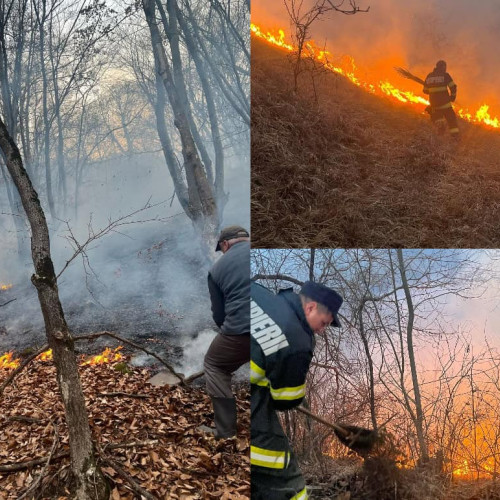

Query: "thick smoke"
left=253, top=0, right=500, bottom=111
left=0, top=147, right=250, bottom=375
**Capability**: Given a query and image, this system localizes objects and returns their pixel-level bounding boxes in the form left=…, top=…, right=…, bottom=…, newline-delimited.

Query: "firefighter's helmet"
left=436, top=60, right=447, bottom=72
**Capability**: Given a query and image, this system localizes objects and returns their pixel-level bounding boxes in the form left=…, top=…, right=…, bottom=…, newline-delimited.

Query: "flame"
left=81, top=346, right=123, bottom=366
left=37, top=349, right=53, bottom=361
left=453, top=459, right=471, bottom=478
left=0, top=284, right=13, bottom=291
left=0, top=352, right=20, bottom=370
left=251, top=23, right=500, bottom=130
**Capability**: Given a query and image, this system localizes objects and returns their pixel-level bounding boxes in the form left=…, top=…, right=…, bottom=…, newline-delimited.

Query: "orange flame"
left=80, top=346, right=123, bottom=366
left=251, top=23, right=500, bottom=129
left=0, top=284, right=13, bottom=291
left=0, top=352, right=20, bottom=370
left=37, top=349, right=53, bottom=361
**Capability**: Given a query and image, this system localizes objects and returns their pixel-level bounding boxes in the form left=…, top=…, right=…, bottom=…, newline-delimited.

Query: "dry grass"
left=251, top=38, right=500, bottom=248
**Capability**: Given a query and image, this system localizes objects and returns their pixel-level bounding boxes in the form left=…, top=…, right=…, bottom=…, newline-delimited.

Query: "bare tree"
left=284, top=0, right=369, bottom=91
left=0, top=116, right=109, bottom=499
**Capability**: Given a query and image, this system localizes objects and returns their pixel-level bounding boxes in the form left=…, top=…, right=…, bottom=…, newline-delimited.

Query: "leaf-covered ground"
left=0, top=354, right=250, bottom=499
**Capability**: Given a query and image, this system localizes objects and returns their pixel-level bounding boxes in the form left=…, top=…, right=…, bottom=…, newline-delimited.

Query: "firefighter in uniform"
left=423, top=60, right=459, bottom=138
left=250, top=281, right=343, bottom=499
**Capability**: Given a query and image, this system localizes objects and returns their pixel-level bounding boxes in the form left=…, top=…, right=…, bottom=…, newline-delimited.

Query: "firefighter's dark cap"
left=215, top=225, right=249, bottom=251
left=300, top=281, right=343, bottom=328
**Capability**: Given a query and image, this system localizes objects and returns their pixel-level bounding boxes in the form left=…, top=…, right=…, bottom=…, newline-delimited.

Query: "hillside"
left=251, top=37, right=500, bottom=248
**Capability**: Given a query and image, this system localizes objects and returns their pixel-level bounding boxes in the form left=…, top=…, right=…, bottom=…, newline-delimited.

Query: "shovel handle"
left=296, top=405, right=348, bottom=437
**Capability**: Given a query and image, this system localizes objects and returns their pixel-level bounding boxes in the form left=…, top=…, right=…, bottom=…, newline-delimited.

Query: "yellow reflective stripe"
left=428, top=86, right=448, bottom=93
left=435, top=102, right=452, bottom=110
left=292, top=487, right=308, bottom=500
left=250, top=361, right=269, bottom=386
left=250, top=360, right=265, bottom=376
left=251, top=446, right=287, bottom=469
left=270, top=384, right=306, bottom=400
left=448, top=80, right=457, bottom=88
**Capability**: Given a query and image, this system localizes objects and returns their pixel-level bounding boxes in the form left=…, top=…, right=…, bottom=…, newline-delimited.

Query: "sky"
left=252, top=0, right=500, bottom=112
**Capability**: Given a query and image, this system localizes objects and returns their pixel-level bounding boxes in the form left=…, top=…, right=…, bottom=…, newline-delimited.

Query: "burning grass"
left=251, top=37, right=500, bottom=248
left=0, top=351, right=250, bottom=499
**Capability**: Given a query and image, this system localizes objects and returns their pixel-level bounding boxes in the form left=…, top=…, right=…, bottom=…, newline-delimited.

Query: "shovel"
left=297, top=406, right=382, bottom=456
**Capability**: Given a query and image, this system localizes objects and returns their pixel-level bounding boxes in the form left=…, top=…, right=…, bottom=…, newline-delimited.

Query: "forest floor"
left=251, top=36, right=500, bottom=248
left=301, top=455, right=500, bottom=500
left=0, top=352, right=250, bottom=499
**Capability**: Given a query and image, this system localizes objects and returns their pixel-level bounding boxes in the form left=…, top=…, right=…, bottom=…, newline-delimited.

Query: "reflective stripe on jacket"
left=423, top=70, right=457, bottom=108
left=250, top=282, right=314, bottom=472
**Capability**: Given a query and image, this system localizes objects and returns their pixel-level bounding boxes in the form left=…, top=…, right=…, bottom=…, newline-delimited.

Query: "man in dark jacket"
left=423, top=60, right=459, bottom=138
left=251, top=280, right=343, bottom=499
left=204, top=226, right=250, bottom=438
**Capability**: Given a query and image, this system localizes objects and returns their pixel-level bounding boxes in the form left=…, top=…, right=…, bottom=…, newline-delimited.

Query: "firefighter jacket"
left=250, top=282, right=314, bottom=472
left=423, top=69, right=457, bottom=111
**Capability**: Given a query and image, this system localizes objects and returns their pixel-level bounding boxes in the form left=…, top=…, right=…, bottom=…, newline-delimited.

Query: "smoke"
left=0, top=147, right=250, bottom=363
left=253, top=0, right=500, bottom=111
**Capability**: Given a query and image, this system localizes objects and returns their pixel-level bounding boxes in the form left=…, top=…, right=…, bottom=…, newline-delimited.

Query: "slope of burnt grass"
left=251, top=38, right=500, bottom=248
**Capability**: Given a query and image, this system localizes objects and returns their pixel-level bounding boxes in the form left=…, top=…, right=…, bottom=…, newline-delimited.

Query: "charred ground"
left=251, top=37, right=500, bottom=248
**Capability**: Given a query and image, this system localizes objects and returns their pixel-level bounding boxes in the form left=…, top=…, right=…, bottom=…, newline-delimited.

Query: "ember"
left=251, top=23, right=500, bottom=129
left=0, top=283, right=13, bottom=291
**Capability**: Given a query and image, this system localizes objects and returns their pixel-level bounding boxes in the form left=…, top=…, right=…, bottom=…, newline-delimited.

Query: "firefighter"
left=250, top=280, right=343, bottom=499
left=423, top=60, right=459, bottom=138
left=203, top=225, right=250, bottom=438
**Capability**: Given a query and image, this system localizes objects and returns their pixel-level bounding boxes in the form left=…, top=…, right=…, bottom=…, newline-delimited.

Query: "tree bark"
left=397, top=248, right=429, bottom=462
left=0, top=116, right=109, bottom=500
left=143, top=0, right=218, bottom=252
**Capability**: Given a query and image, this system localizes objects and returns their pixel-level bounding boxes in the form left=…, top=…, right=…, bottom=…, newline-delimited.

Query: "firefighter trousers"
left=251, top=451, right=308, bottom=499
left=431, top=106, right=459, bottom=135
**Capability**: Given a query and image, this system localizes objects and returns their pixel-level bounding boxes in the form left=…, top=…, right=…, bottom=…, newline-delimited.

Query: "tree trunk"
left=175, top=4, right=227, bottom=209
left=143, top=0, right=218, bottom=252
left=397, top=248, right=429, bottom=462
left=0, top=116, right=109, bottom=500
left=36, top=0, right=56, bottom=219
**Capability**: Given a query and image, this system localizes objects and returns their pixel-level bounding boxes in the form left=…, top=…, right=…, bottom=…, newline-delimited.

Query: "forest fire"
left=251, top=23, right=500, bottom=130
left=37, top=349, right=53, bottom=361
left=0, top=352, right=20, bottom=369
left=0, top=347, right=124, bottom=371
left=80, top=346, right=123, bottom=366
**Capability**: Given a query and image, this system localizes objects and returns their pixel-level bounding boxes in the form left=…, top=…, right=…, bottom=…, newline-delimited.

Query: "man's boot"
left=211, top=396, right=237, bottom=438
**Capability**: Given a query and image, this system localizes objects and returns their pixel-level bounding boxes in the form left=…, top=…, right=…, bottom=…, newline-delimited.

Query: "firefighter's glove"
left=450, top=95, right=456, bottom=102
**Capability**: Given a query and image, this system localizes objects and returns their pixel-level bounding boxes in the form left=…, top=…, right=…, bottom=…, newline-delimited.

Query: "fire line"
left=251, top=23, right=500, bottom=130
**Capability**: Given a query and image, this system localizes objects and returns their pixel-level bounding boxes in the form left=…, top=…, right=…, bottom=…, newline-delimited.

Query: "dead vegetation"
left=251, top=37, right=500, bottom=248
left=0, top=351, right=250, bottom=499
left=301, top=454, right=500, bottom=500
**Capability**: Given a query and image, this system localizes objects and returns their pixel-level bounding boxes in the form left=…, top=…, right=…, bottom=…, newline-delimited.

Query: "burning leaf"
left=0, top=352, right=20, bottom=370
left=80, top=346, right=123, bottom=366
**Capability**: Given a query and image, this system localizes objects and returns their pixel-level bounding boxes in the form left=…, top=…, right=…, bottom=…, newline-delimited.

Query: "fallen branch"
left=17, top=421, right=59, bottom=500
left=0, top=451, right=69, bottom=473
left=0, top=298, right=16, bottom=307
left=100, top=454, right=158, bottom=500
left=183, top=370, right=205, bottom=384
left=0, top=344, right=49, bottom=396
left=7, top=415, right=46, bottom=424
left=74, top=331, right=186, bottom=385
left=97, top=392, right=150, bottom=399
left=104, top=440, right=159, bottom=451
